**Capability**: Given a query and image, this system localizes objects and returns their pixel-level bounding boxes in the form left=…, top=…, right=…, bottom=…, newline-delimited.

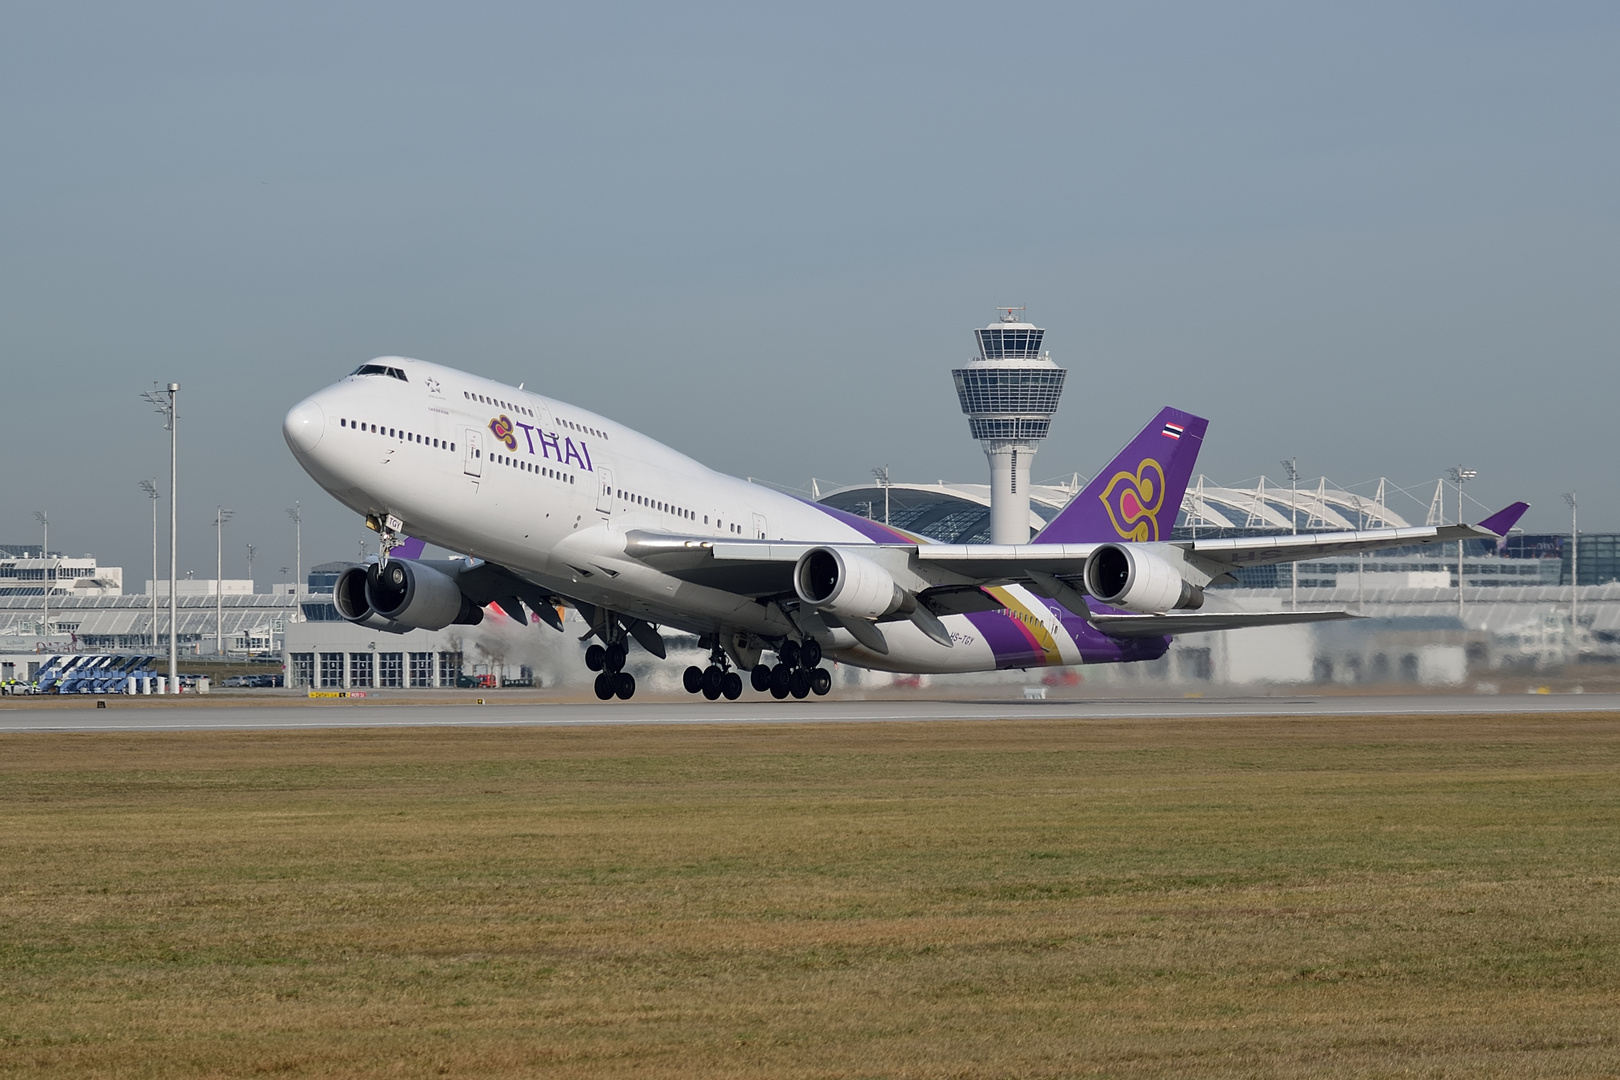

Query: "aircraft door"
left=752, top=512, right=767, bottom=539
left=463, top=430, right=483, bottom=477
left=596, top=467, right=614, bottom=514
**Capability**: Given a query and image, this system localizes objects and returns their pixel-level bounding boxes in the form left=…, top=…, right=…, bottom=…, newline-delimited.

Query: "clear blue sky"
left=2, top=2, right=1615, bottom=582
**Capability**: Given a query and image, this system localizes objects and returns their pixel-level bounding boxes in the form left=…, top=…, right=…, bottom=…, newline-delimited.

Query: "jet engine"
left=1082, top=544, right=1204, bottom=613
left=363, top=560, right=485, bottom=631
left=793, top=547, right=904, bottom=620
left=331, top=565, right=415, bottom=633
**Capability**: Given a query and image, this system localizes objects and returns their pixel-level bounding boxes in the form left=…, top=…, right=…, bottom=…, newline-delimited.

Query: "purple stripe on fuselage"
left=1033, top=596, right=1171, bottom=665
left=800, top=498, right=919, bottom=544
left=965, top=610, right=1045, bottom=669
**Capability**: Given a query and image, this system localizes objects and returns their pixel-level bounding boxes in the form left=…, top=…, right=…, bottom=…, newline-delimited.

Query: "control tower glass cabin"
left=951, top=309, right=1068, bottom=544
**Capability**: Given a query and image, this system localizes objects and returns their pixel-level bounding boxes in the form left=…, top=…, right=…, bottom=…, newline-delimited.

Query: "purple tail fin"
left=1034, top=407, right=1209, bottom=544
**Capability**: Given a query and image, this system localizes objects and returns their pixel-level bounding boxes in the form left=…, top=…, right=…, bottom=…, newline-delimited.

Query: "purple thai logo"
left=492, top=415, right=594, bottom=472
left=488, top=414, right=518, bottom=451
left=1099, top=458, right=1167, bottom=540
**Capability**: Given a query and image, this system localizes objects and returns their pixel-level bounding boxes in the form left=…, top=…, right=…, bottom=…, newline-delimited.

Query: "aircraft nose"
left=283, top=397, right=326, bottom=456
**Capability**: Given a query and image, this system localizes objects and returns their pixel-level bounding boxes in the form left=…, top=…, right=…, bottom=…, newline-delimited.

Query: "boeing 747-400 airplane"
left=284, top=356, right=1527, bottom=700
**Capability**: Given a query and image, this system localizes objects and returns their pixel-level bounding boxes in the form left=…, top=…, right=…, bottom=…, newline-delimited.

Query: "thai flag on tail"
left=1161, top=422, right=1184, bottom=440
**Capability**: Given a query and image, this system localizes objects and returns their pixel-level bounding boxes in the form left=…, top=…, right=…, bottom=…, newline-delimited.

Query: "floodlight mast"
left=1281, top=459, right=1300, bottom=610
left=140, top=480, right=160, bottom=648
left=1563, top=492, right=1579, bottom=634
left=31, top=511, right=49, bottom=638
left=872, top=465, right=891, bottom=526
left=1449, top=466, right=1477, bottom=620
left=287, top=504, right=302, bottom=594
left=143, top=383, right=180, bottom=686
left=215, top=507, right=235, bottom=655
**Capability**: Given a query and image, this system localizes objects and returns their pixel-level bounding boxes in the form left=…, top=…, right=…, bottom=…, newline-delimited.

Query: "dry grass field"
left=1, top=714, right=1617, bottom=1078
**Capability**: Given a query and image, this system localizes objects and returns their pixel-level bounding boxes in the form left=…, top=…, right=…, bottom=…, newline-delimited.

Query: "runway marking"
left=3, top=694, right=1618, bottom=733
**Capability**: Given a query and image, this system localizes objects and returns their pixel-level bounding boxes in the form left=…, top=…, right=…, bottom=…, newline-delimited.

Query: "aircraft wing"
left=620, top=501, right=1529, bottom=604
left=1179, top=505, right=1528, bottom=571
left=1087, top=609, right=1358, bottom=638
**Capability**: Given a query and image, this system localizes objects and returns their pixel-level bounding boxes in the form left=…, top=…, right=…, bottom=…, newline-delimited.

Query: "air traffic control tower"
left=952, top=308, right=1068, bottom=544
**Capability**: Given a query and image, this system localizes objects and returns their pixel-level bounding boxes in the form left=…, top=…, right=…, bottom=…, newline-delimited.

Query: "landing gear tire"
left=751, top=665, right=772, bottom=693
left=800, top=639, right=822, bottom=669
left=769, top=663, right=791, bottom=700
left=614, top=672, right=636, bottom=700
left=702, top=665, right=724, bottom=700
left=683, top=666, right=704, bottom=694
left=593, top=672, right=615, bottom=700
left=586, top=644, right=606, bottom=672
left=811, top=668, right=832, bottom=696
left=604, top=642, right=628, bottom=673
left=722, top=672, right=743, bottom=700
left=779, top=640, right=801, bottom=669
left=789, top=669, right=811, bottom=699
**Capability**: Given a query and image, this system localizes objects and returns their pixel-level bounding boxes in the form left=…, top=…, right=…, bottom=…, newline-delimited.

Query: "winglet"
left=1476, top=501, right=1530, bottom=537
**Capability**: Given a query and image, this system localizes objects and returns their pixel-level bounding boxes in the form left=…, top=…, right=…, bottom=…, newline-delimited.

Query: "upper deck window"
left=350, top=363, right=408, bottom=381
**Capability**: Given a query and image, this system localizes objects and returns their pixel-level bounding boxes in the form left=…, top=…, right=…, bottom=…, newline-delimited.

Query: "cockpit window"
left=350, top=363, right=408, bottom=381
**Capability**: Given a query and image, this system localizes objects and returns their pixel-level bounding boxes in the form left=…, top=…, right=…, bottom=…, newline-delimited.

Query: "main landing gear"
left=680, top=638, right=829, bottom=701
left=585, top=639, right=636, bottom=700
left=753, top=638, right=832, bottom=700
left=683, top=641, right=743, bottom=701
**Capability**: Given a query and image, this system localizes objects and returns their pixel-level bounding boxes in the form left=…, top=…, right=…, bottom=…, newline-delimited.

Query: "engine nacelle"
left=331, top=565, right=414, bottom=633
left=360, top=560, right=485, bottom=631
left=794, top=547, right=904, bottom=621
left=1082, top=544, right=1204, bottom=613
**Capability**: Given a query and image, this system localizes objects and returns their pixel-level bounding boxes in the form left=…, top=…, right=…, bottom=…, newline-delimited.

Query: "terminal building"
left=0, top=546, right=123, bottom=598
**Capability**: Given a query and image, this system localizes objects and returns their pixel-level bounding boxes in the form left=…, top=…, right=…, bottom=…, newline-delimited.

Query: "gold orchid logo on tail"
left=1099, top=458, right=1167, bottom=540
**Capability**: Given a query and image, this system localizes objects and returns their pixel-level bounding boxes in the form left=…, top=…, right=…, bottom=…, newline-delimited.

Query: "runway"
left=2, top=692, right=1617, bottom=732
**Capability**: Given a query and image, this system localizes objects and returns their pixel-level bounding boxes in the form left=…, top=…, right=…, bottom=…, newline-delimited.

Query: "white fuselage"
left=285, top=356, right=1147, bottom=674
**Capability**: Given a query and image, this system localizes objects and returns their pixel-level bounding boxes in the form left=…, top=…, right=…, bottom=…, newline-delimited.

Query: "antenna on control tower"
left=952, top=308, right=1068, bottom=544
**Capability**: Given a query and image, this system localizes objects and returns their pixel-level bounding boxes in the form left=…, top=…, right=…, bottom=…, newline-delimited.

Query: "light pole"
left=872, top=466, right=891, bottom=527
left=32, top=511, right=49, bottom=638
left=140, top=481, right=160, bottom=647
left=287, top=504, right=303, bottom=594
left=143, top=383, right=180, bottom=685
left=1281, top=459, right=1300, bottom=610
left=1563, top=492, right=1579, bottom=633
left=215, top=507, right=235, bottom=655
left=245, top=543, right=258, bottom=592
left=1448, top=466, right=1477, bottom=620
